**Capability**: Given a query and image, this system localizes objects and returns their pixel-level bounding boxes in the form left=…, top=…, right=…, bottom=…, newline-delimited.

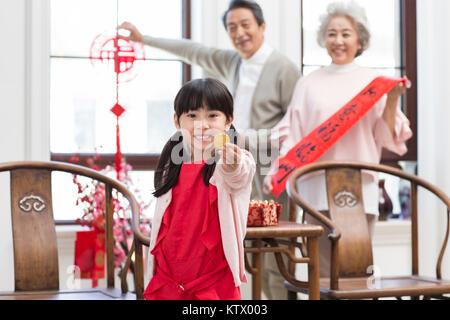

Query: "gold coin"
left=213, top=133, right=230, bottom=149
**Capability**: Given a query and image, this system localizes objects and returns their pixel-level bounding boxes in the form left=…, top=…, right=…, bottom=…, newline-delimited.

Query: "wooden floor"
left=0, top=288, right=136, bottom=300
left=318, top=276, right=450, bottom=299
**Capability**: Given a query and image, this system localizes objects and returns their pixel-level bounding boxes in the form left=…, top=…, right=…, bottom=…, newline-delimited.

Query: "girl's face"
left=325, top=15, right=361, bottom=65
left=174, top=107, right=233, bottom=158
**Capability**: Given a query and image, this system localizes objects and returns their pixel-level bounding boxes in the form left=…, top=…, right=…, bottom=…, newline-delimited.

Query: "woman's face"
left=174, top=107, right=232, bottom=159
left=325, top=15, right=361, bottom=65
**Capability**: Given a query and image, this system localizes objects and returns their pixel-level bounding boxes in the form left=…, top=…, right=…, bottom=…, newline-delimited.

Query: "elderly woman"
left=264, top=1, right=413, bottom=276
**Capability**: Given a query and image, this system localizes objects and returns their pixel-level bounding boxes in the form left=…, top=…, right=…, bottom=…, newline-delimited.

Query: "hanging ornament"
left=89, top=31, right=145, bottom=180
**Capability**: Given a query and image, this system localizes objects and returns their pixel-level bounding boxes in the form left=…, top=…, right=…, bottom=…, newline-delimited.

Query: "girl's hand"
left=263, top=174, right=273, bottom=195
left=220, top=143, right=242, bottom=172
left=117, top=21, right=143, bottom=43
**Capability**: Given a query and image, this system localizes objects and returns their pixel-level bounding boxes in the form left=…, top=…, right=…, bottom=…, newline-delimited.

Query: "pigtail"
left=153, top=131, right=184, bottom=197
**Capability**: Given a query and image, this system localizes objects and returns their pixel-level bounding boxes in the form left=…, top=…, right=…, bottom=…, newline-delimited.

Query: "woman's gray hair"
left=317, top=1, right=370, bottom=58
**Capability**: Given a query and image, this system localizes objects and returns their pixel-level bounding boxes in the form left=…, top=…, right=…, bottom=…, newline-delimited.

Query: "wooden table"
left=244, top=221, right=323, bottom=300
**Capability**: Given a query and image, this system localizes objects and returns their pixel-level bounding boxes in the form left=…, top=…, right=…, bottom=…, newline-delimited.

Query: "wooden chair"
left=285, top=161, right=450, bottom=300
left=0, top=161, right=147, bottom=300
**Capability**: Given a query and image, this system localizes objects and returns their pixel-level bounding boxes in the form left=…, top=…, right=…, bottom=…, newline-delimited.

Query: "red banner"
left=271, top=76, right=408, bottom=198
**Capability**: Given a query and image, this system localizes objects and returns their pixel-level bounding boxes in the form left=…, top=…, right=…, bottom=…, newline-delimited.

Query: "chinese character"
left=275, top=163, right=297, bottom=184
left=362, top=86, right=377, bottom=97
left=317, top=122, right=340, bottom=143
left=295, top=142, right=317, bottom=163
left=338, top=104, right=357, bottom=121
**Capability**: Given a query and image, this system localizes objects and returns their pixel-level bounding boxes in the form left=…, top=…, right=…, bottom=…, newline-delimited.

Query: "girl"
left=144, top=78, right=256, bottom=300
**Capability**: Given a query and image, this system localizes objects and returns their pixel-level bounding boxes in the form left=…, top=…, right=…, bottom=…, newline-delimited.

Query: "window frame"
left=382, top=0, right=417, bottom=165
left=50, top=0, right=191, bottom=170
left=299, top=0, right=418, bottom=167
left=51, top=0, right=191, bottom=224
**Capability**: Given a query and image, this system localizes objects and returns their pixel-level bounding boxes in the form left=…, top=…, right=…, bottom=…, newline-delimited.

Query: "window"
left=300, top=0, right=418, bottom=218
left=50, top=0, right=191, bottom=222
left=300, top=0, right=417, bottom=165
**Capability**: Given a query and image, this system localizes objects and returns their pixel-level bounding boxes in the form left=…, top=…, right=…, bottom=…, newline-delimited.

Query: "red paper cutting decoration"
left=89, top=32, right=145, bottom=83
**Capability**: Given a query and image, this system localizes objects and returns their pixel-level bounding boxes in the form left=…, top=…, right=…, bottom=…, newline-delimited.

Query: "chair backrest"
left=0, top=161, right=146, bottom=295
left=11, top=168, right=59, bottom=290
left=325, top=168, right=373, bottom=277
left=287, top=161, right=450, bottom=285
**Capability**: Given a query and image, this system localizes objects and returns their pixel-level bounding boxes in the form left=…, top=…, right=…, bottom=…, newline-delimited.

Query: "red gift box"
left=247, top=200, right=282, bottom=227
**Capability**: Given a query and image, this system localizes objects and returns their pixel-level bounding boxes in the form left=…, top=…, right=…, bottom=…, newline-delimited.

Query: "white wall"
left=0, top=0, right=26, bottom=291
left=416, top=0, right=450, bottom=278
left=0, top=0, right=50, bottom=162
left=0, top=0, right=27, bottom=163
left=0, top=0, right=50, bottom=291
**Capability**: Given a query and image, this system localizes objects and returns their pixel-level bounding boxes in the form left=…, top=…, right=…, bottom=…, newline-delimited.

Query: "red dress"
left=144, top=161, right=241, bottom=300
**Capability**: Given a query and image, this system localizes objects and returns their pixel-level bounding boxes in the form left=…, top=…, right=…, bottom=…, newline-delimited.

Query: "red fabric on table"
left=144, top=161, right=240, bottom=300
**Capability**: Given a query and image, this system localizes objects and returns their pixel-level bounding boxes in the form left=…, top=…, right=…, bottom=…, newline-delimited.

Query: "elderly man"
left=119, top=0, right=300, bottom=300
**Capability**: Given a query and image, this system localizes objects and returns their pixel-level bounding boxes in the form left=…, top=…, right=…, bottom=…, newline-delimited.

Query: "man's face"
left=226, top=8, right=266, bottom=59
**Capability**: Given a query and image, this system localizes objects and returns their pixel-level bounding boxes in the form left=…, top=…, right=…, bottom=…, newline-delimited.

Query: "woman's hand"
left=117, top=21, right=143, bottom=43
left=220, top=143, right=242, bottom=172
left=383, top=76, right=409, bottom=136
left=262, top=174, right=273, bottom=195
left=387, top=79, right=407, bottom=101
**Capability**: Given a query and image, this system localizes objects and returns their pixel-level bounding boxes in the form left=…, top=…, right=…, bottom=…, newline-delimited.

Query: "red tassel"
left=115, top=118, right=123, bottom=181
left=110, top=103, right=125, bottom=181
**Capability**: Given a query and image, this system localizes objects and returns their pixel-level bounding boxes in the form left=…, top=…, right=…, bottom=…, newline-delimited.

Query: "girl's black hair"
left=153, top=78, right=237, bottom=197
